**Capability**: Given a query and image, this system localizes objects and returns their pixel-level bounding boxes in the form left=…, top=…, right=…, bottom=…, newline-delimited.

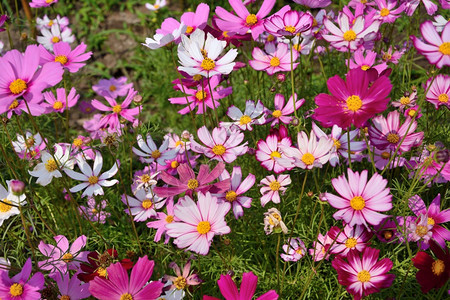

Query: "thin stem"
left=347, top=128, right=352, bottom=170
left=276, top=234, right=281, bottom=290
left=289, top=39, right=298, bottom=120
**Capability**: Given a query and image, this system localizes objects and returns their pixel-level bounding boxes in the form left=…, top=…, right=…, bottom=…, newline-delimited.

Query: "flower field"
left=0, top=0, right=449, bottom=299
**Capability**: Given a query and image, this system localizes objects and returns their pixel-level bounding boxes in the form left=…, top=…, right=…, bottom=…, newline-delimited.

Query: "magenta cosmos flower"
left=264, top=93, right=305, bottom=127
left=43, top=87, right=79, bottom=113
left=0, top=258, right=44, bottom=300
left=256, top=134, right=293, bottom=173
left=293, top=0, right=331, bottom=8
left=147, top=198, right=177, bottom=243
left=325, top=169, right=392, bottom=228
left=264, top=10, right=313, bottom=37
left=166, top=192, right=231, bottom=255
left=249, top=43, right=298, bottom=75
left=215, top=0, right=277, bottom=40
left=411, top=21, right=450, bottom=69
left=260, top=174, right=291, bottom=207
left=374, top=0, right=405, bottom=24
left=154, top=163, right=230, bottom=198
left=29, top=0, right=58, bottom=8
left=93, top=76, right=133, bottom=99
left=368, top=110, right=423, bottom=152
left=91, top=88, right=141, bottom=131
left=313, top=68, right=392, bottom=129
left=89, top=255, right=164, bottom=300
left=40, top=42, right=92, bottom=73
left=0, top=45, right=63, bottom=115
left=51, top=273, right=91, bottom=300
left=331, top=247, right=395, bottom=300
left=203, top=271, right=278, bottom=300
left=37, top=235, right=88, bottom=275
left=190, top=126, right=248, bottom=163
left=425, top=74, right=449, bottom=109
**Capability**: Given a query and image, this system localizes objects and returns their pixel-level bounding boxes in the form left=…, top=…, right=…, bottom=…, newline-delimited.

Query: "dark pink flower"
left=0, top=258, right=44, bottom=300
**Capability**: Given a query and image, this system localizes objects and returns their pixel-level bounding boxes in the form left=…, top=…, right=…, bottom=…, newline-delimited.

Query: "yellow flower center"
left=438, top=93, right=448, bottom=103
left=439, top=42, right=450, bottom=55
left=10, top=283, right=23, bottom=296
left=272, top=110, right=282, bottom=118
left=268, top=212, right=281, bottom=225
left=284, top=25, right=296, bottom=33
left=186, top=26, right=194, bottom=34
left=187, top=179, right=199, bottom=190
left=357, top=270, right=371, bottom=283
left=197, top=220, right=211, bottom=234
left=193, top=74, right=202, bottom=81
left=400, top=96, right=410, bottom=105
left=97, top=267, right=108, bottom=277
left=120, top=293, right=133, bottom=300
left=62, top=253, right=73, bottom=262
left=225, top=190, right=237, bottom=202
left=171, top=161, right=179, bottom=169
left=140, top=174, right=151, bottom=183
left=408, top=109, right=417, bottom=117
left=301, top=153, right=315, bottom=165
left=53, top=101, right=64, bottom=110
left=293, top=44, right=302, bottom=52
left=382, top=53, right=392, bottom=61
left=88, top=176, right=99, bottom=185
left=174, top=276, right=187, bottom=289
left=383, top=230, right=393, bottom=240
left=223, top=31, right=229, bottom=38
left=295, top=248, right=303, bottom=255
left=151, top=150, right=161, bottom=159
left=0, top=199, right=12, bottom=213
left=345, top=237, right=357, bottom=248
left=48, top=20, right=54, bottom=26
left=154, top=4, right=160, bottom=9
left=51, top=36, right=60, bottom=43
left=73, top=138, right=83, bottom=147
left=165, top=215, right=174, bottom=223
left=427, top=217, right=435, bottom=226
left=332, top=138, right=341, bottom=149
left=415, top=225, right=428, bottom=237
left=45, top=159, right=58, bottom=172
left=92, top=208, right=98, bottom=214
left=9, top=79, right=27, bottom=94
left=269, top=180, right=281, bottom=191
left=25, top=137, right=35, bottom=148
left=343, top=30, right=357, bottom=41
left=201, top=58, right=215, bottom=71
left=267, top=34, right=275, bottom=42
left=9, top=99, right=19, bottom=109
left=361, top=0, right=367, bottom=3
left=142, top=199, right=153, bottom=209
left=346, top=95, right=362, bottom=112
left=380, top=8, right=390, bottom=17
left=361, top=65, right=370, bottom=71
left=270, top=151, right=281, bottom=160
left=381, top=151, right=390, bottom=159
left=212, top=144, right=226, bottom=155
left=350, top=196, right=365, bottom=210
left=431, top=259, right=445, bottom=276
left=386, top=133, right=400, bottom=144
left=240, top=115, right=252, bottom=125
left=55, top=55, right=68, bottom=65
left=109, top=85, right=117, bottom=92
left=270, top=57, right=280, bottom=67
left=195, top=90, right=207, bottom=101
left=60, top=295, right=71, bottom=300
left=45, top=0, right=54, bottom=3
left=112, top=105, right=122, bottom=114
left=246, top=14, right=258, bottom=26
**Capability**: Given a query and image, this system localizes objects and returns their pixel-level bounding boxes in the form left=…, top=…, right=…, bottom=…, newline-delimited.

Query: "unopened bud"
left=223, top=238, right=231, bottom=246
left=436, top=150, right=449, bottom=163
left=270, top=86, right=276, bottom=93
left=20, top=33, right=27, bottom=40
left=227, top=269, right=235, bottom=276
left=277, top=73, right=286, bottom=82
left=9, top=180, right=25, bottom=195
left=290, top=117, right=300, bottom=126
left=181, top=130, right=191, bottom=140
left=307, top=191, right=314, bottom=197
left=133, top=95, right=143, bottom=104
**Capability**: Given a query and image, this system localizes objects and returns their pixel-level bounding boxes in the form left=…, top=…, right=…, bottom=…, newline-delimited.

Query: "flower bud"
left=436, top=150, right=449, bottom=163
left=277, top=73, right=286, bottom=82
left=290, top=117, right=300, bottom=126
left=9, top=180, right=25, bottom=195
left=270, top=86, right=276, bottom=93
left=133, top=95, right=143, bottom=104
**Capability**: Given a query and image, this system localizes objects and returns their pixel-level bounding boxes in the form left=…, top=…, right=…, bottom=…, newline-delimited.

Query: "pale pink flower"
left=259, top=174, right=291, bottom=207
left=122, top=188, right=165, bottom=222
left=220, top=100, right=266, bottom=131
left=263, top=93, right=304, bottom=127
left=425, top=74, right=449, bottom=109
left=249, top=42, right=298, bottom=75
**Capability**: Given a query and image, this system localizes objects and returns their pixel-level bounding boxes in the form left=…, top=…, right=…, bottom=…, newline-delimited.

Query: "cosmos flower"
left=256, top=134, right=293, bottom=173
left=166, top=192, right=231, bottom=255
left=381, top=46, right=404, bottom=64
left=425, top=74, right=449, bottom=109
left=132, top=134, right=178, bottom=165
left=145, top=0, right=166, bottom=11
left=264, top=10, right=313, bottom=37
left=374, top=0, right=405, bottom=24
left=331, top=247, right=395, bottom=300
left=260, top=175, right=291, bottom=207
left=143, top=22, right=187, bottom=49
left=121, top=188, right=166, bottom=222
left=432, top=15, right=448, bottom=32
left=249, top=42, right=298, bottom=75
left=37, top=24, right=75, bottom=51
left=264, top=207, right=288, bottom=235
left=220, top=100, right=266, bottom=131
left=12, top=131, right=46, bottom=160
left=281, top=238, right=307, bottom=262
left=164, top=260, right=202, bottom=291
left=36, top=15, right=69, bottom=30
left=29, top=0, right=58, bottom=8
left=43, top=87, right=79, bottom=113
left=292, top=0, right=331, bottom=8
left=78, top=197, right=110, bottom=224
left=347, top=48, right=387, bottom=74
left=328, top=224, right=372, bottom=257
left=0, top=183, right=25, bottom=227
left=309, top=232, right=334, bottom=261
left=39, top=42, right=92, bottom=73
left=147, top=198, right=177, bottom=243
left=92, top=77, right=133, bottom=99
left=325, top=169, right=392, bottom=228
left=405, top=0, right=438, bottom=16
left=0, top=258, right=44, bottom=300
left=51, top=273, right=91, bottom=300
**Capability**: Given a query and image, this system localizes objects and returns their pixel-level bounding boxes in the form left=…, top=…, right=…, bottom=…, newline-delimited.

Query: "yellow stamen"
left=73, top=138, right=83, bottom=147
left=439, top=42, right=450, bottom=55
left=88, top=176, right=99, bottom=185
left=357, top=270, right=371, bottom=283
left=361, top=65, right=370, bottom=71
left=53, top=101, right=64, bottom=110
left=225, top=190, right=237, bottom=202
left=0, top=199, right=13, bottom=212
left=431, top=259, right=445, bottom=276
left=386, top=133, right=400, bottom=144
left=272, top=110, right=282, bottom=118
left=415, top=225, right=428, bottom=237
left=239, top=115, right=252, bottom=125
left=301, top=153, right=315, bottom=166
left=9, top=99, right=19, bottom=110
left=270, top=151, right=281, bottom=160
left=62, top=253, right=73, bottom=262
left=197, top=221, right=211, bottom=234
left=10, top=283, right=23, bottom=296
left=165, top=215, right=174, bottom=223
left=212, top=144, right=226, bottom=156
left=201, top=58, right=215, bottom=71
left=9, top=79, right=27, bottom=94
left=245, top=14, right=258, bottom=26
left=171, top=161, right=179, bottom=169
left=400, top=96, right=410, bottom=105
left=269, top=180, right=281, bottom=191
left=343, top=30, right=356, bottom=41
left=174, top=276, right=187, bottom=289
left=284, top=25, right=296, bottom=34
left=112, top=105, right=122, bottom=114
left=51, top=36, right=60, bottom=43
left=350, top=196, right=365, bottom=210
left=195, top=90, right=207, bottom=101
left=55, top=55, right=68, bottom=65
left=142, top=199, right=153, bottom=209
left=109, top=85, right=117, bottom=92
left=346, top=95, right=362, bottom=112
left=120, top=293, right=133, bottom=300
left=45, top=159, right=58, bottom=172
left=186, top=26, right=194, bottom=34
left=427, top=217, right=435, bottom=226
left=270, top=57, right=280, bottom=67
left=380, top=8, right=390, bottom=17
left=151, top=150, right=161, bottom=159
left=438, top=93, right=448, bottom=103
left=345, top=237, right=357, bottom=248
left=187, top=179, right=199, bottom=190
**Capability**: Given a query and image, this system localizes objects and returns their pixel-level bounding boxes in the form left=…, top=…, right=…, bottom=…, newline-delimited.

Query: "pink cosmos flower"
left=256, top=134, right=293, bottom=173
left=122, top=188, right=165, bottom=222
left=165, top=131, right=192, bottom=154
left=29, top=0, right=58, bottom=8
left=408, top=214, right=434, bottom=247
left=93, top=77, right=133, bottom=99
left=309, top=232, right=334, bottom=261
left=0, top=15, right=8, bottom=32
left=166, top=192, right=231, bottom=255
left=203, top=271, right=278, bottom=300
left=368, top=110, right=424, bottom=152
left=391, top=89, right=418, bottom=111
left=323, top=14, right=380, bottom=52
left=405, top=0, right=438, bottom=16
left=190, top=126, right=248, bottom=163
left=411, top=21, right=450, bottom=69
left=132, top=134, right=178, bottom=165
left=249, top=43, right=298, bottom=75
left=154, top=163, right=230, bottom=198
left=220, top=99, right=266, bottom=131
left=89, top=255, right=164, bottom=300
left=39, top=42, right=92, bottom=73
left=0, top=258, right=44, bottom=300
left=79, top=197, right=110, bottom=224
left=164, top=260, right=202, bottom=291
left=325, top=169, right=392, bottom=228
left=263, top=93, right=304, bottom=126
left=179, top=3, right=210, bottom=35
left=292, top=0, right=331, bottom=8
left=433, top=15, right=448, bottom=32
left=331, top=247, right=395, bottom=300
left=38, top=235, right=88, bottom=275
left=51, top=273, right=91, bottom=300
left=264, top=10, right=313, bottom=37
left=213, top=166, right=255, bottom=219
left=407, top=147, right=450, bottom=185
left=36, top=15, right=69, bottom=31
left=147, top=198, right=177, bottom=243
left=381, top=46, right=404, bottom=64
left=277, top=130, right=333, bottom=170
left=374, top=0, right=405, bottom=23
left=328, top=224, right=372, bottom=257
left=313, top=69, right=392, bottom=129
left=169, top=75, right=232, bottom=115
left=43, top=87, right=79, bottom=113
left=348, top=48, right=387, bottom=74
left=0, top=45, right=63, bottom=115
left=281, top=238, right=307, bottom=262
left=91, top=88, right=141, bottom=131
left=425, top=74, right=449, bottom=109
left=215, top=0, right=277, bottom=40
left=259, top=174, right=291, bottom=207
left=372, top=147, right=406, bottom=170
left=409, top=194, right=450, bottom=249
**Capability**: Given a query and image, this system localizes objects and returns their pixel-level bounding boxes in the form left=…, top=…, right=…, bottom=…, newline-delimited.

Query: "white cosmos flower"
left=145, top=0, right=166, bottom=11
left=0, top=183, right=26, bottom=227
left=132, top=134, right=177, bottom=165
left=142, top=22, right=187, bottom=50
left=65, top=152, right=119, bottom=198
left=177, top=29, right=238, bottom=77
left=29, top=144, right=74, bottom=186
left=37, top=23, right=75, bottom=51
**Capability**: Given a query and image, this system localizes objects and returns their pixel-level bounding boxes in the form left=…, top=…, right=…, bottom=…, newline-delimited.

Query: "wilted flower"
left=264, top=207, right=288, bottom=234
